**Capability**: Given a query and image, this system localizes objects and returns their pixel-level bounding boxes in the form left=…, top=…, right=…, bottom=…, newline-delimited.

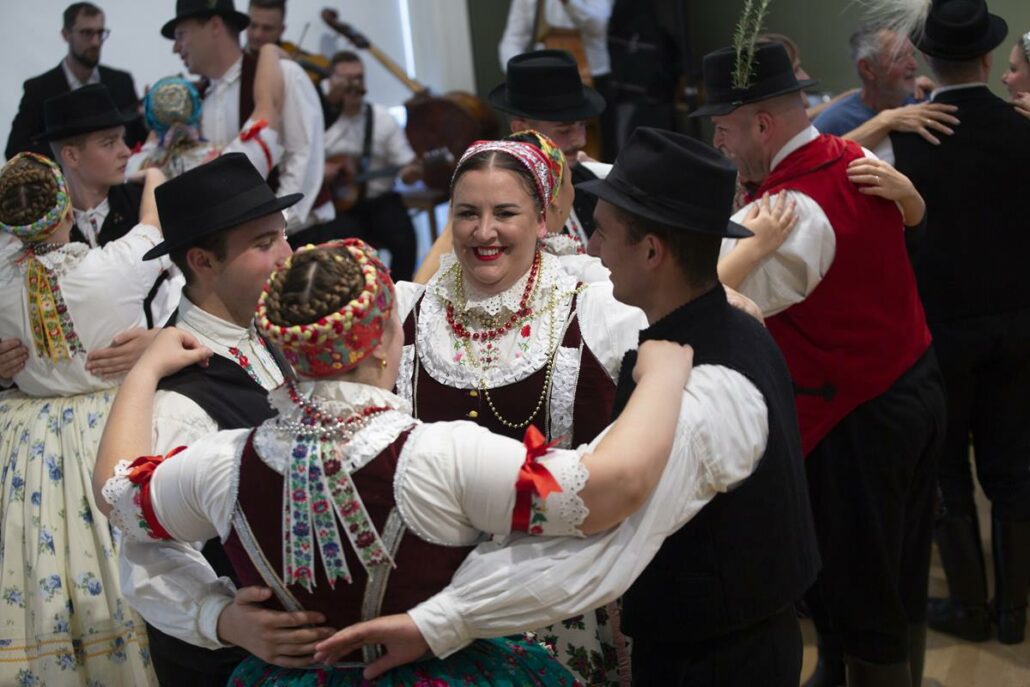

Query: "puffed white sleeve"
left=406, top=365, right=769, bottom=658
left=498, top=0, right=534, bottom=71
left=394, top=420, right=591, bottom=545
left=576, top=281, right=647, bottom=380
left=720, top=190, right=837, bottom=317
left=276, top=60, right=326, bottom=232
left=95, top=223, right=172, bottom=300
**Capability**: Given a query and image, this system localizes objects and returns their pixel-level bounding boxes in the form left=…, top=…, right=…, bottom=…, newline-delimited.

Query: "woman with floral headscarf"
left=1002, top=31, right=1030, bottom=119
left=0, top=154, right=170, bottom=685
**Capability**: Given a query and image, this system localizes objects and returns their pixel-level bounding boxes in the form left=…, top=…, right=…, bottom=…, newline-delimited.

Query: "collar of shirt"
left=72, top=197, right=110, bottom=247
left=930, top=82, right=988, bottom=101
left=771, top=125, right=820, bottom=172
left=62, top=57, right=100, bottom=90
left=209, top=56, right=243, bottom=95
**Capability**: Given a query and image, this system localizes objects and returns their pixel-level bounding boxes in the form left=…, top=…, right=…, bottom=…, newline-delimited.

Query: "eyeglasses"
left=74, top=28, right=111, bottom=42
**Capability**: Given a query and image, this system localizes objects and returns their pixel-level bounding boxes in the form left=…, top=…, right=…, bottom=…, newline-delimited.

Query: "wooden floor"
left=799, top=487, right=1030, bottom=686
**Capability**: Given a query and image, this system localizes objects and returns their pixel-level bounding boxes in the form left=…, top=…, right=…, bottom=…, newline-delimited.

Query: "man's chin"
left=72, top=51, right=100, bottom=69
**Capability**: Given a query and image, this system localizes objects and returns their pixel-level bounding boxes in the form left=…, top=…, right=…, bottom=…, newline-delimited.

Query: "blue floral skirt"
left=228, top=635, right=582, bottom=686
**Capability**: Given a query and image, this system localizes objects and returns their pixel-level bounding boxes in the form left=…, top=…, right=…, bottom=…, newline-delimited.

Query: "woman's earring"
left=380, top=357, right=387, bottom=370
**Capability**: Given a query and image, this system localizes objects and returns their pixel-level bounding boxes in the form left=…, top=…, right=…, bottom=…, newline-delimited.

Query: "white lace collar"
left=268, top=379, right=412, bottom=418
left=430, top=252, right=536, bottom=318
left=27, top=242, right=90, bottom=276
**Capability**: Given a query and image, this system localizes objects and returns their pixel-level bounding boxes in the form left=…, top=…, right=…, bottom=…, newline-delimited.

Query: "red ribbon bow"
left=126, top=446, right=186, bottom=540
left=512, top=426, right=563, bottom=532
left=240, top=118, right=273, bottom=171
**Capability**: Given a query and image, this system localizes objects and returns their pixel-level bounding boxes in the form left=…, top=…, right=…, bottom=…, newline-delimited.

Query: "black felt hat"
left=161, top=0, right=251, bottom=40
left=35, top=84, right=140, bottom=142
left=143, top=153, right=301, bottom=260
left=489, top=49, right=606, bottom=121
left=916, top=0, right=1008, bottom=60
left=691, top=42, right=818, bottom=117
left=576, top=127, right=751, bottom=238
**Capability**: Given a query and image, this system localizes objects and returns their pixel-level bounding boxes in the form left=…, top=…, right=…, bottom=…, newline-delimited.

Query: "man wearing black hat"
left=694, top=39, right=945, bottom=686
left=491, top=49, right=609, bottom=244
left=307, top=127, right=819, bottom=687
left=6, top=2, right=145, bottom=159
left=890, top=0, right=1030, bottom=647
left=162, top=0, right=328, bottom=234
left=117, top=154, right=331, bottom=686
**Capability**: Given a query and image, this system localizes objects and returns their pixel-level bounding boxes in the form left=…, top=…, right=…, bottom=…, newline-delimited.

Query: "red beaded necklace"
left=445, top=250, right=542, bottom=342
left=284, top=381, right=391, bottom=439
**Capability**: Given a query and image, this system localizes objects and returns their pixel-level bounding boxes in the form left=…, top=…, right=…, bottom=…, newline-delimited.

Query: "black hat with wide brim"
left=577, top=127, right=752, bottom=239
left=143, top=153, right=302, bottom=260
left=161, top=0, right=251, bottom=40
left=916, top=0, right=1008, bottom=60
left=489, top=49, right=606, bottom=121
left=691, top=42, right=818, bottom=117
left=34, top=84, right=140, bottom=143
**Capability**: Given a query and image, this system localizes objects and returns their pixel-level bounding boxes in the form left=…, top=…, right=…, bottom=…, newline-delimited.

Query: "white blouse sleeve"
left=395, top=280, right=427, bottom=322
left=406, top=365, right=769, bottom=658
left=152, top=389, right=221, bottom=455
left=576, top=281, right=648, bottom=380
left=721, top=191, right=837, bottom=317
left=395, top=420, right=591, bottom=546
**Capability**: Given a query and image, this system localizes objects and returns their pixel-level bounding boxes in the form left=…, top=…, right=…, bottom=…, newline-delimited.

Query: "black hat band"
left=506, top=89, right=588, bottom=113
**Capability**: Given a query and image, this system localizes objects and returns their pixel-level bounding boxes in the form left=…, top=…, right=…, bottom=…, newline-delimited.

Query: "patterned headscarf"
left=256, top=239, right=395, bottom=378
left=0, top=153, right=70, bottom=244
left=144, top=77, right=203, bottom=139
left=452, top=139, right=558, bottom=213
left=505, top=129, right=567, bottom=206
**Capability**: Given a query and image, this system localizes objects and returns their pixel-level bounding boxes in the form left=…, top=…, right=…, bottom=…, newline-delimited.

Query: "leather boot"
left=844, top=656, right=911, bottom=687
left=907, top=623, right=926, bottom=686
left=991, top=515, right=1030, bottom=644
left=926, top=514, right=990, bottom=641
left=803, top=631, right=845, bottom=687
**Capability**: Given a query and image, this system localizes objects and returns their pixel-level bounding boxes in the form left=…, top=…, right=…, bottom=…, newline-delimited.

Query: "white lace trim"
left=416, top=252, right=580, bottom=389
left=102, top=459, right=150, bottom=542
left=395, top=344, right=416, bottom=405
left=540, top=234, right=584, bottom=257
left=549, top=346, right=581, bottom=449
left=392, top=423, right=451, bottom=546
left=22, top=243, right=90, bottom=278
left=431, top=253, right=533, bottom=318
left=547, top=457, right=590, bottom=537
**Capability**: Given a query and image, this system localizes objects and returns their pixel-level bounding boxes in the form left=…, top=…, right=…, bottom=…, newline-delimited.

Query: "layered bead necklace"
left=276, top=380, right=392, bottom=441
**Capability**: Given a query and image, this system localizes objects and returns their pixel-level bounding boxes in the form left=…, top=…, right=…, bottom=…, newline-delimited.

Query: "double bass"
left=321, top=9, right=498, bottom=190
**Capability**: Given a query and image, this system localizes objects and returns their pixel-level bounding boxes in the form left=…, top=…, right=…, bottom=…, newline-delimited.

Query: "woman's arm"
left=841, top=102, right=959, bottom=149
left=846, top=158, right=925, bottom=228
left=92, top=328, right=212, bottom=516
left=253, top=43, right=286, bottom=131
left=718, top=192, right=798, bottom=289
left=137, top=167, right=166, bottom=229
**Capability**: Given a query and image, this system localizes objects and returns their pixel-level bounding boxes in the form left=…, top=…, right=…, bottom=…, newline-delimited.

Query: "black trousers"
left=630, top=606, right=802, bottom=686
left=289, top=191, right=417, bottom=281
left=146, top=623, right=246, bottom=687
left=803, top=348, right=946, bottom=664
left=931, top=309, right=1030, bottom=522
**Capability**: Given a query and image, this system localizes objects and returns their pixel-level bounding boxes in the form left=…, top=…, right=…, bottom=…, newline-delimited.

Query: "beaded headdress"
left=256, top=239, right=395, bottom=378
left=452, top=139, right=557, bottom=213
left=506, top=129, right=566, bottom=206
left=144, top=77, right=203, bottom=139
left=1022, top=31, right=1030, bottom=62
left=0, top=153, right=70, bottom=244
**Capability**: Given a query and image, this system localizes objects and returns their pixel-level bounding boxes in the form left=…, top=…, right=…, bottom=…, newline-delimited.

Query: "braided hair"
left=263, top=245, right=366, bottom=327
left=0, top=155, right=61, bottom=229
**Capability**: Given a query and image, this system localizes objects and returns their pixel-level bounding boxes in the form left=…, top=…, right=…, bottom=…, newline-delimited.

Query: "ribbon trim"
left=512, top=425, right=563, bottom=532
left=127, top=446, right=187, bottom=540
left=240, top=118, right=273, bottom=172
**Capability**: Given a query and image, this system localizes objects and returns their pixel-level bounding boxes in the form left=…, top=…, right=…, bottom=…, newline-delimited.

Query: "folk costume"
left=889, top=0, right=1030, bottom=646
left=0, top=153, right=171, bottom=686
left=697, top=42, right=946, bottom=684
left=101, top=239, right=587, bottom=686
left=395, top=138, right=644, bottom=686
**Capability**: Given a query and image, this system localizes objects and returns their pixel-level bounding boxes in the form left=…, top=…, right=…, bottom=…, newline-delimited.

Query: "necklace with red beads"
left=445, top=249, right=543, bottom=345
left=276, top=380, right=392, bottom=440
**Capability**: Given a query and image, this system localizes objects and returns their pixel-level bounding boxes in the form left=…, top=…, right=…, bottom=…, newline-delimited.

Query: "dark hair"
left=926, top=54, right=983, bottom=83
left=264, top=246, right=365, bottom=326
left=614, top=205, right=720, bottom=290
left=169, top=230, right=229, bottom=286
left=63, top=2, right=102, bottom=31
left=49, top=134, right=89, bottom=162
left=331, top=50, right=362, bottom=68
left=0, top=156, right=60, bottom=228
left=249, top=0, right=285, bottom=17
left=450, top=150, right=544, bottom=215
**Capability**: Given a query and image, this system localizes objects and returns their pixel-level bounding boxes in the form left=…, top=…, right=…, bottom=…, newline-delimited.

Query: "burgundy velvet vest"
left=222, top=429, right=474, bottom=663
left=402, top=290, right=614, bottom=445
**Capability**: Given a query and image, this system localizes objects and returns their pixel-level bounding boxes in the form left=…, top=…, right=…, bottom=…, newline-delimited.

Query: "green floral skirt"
left=228, top=635, right=582, bottom=686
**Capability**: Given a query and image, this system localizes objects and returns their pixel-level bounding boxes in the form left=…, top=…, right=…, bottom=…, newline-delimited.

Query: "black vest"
left=70, top=182, right=143, bottom=246
left=570, top=163, right=599, bottom=237
left=615, top=286, right=820, bottom=642
left=146, top=312, right=287, bottom=675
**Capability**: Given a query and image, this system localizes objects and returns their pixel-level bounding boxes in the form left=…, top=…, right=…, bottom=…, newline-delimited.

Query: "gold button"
left=468, top=390, right=479, bottom=397
left=467, top=410, right=479, bottom=419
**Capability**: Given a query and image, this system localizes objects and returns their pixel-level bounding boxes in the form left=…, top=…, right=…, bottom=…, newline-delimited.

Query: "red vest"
left=754, top=134, right=931, bottom=454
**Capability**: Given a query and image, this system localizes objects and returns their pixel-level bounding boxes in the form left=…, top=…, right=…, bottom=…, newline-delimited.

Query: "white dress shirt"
left=61, top=57, right=100, bottom=90
left=201, top=56, right=326, bottom=231
left=499, top=0, right=613, bottom=77
left=406, top=363, right=769, bottom=657
left=72, top=197, right=110, bottom=247
left=0, top=224, right=172, bottom=397
left=323, top=103, right=416, bottom=200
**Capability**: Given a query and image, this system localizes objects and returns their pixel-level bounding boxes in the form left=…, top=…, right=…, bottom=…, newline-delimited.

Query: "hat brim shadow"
left=488, top=83, right=607, bottom=122
left=161, top=9, right=252, bottom=39
left=576, top=178, right=752, bottom=239
left=690, top=78, right=819, bottom=117
left=916, top=14, right=1008, bottom=60
left=142, top=192, right=303, bottom=261
left=33, top=110, right=141, bottom=143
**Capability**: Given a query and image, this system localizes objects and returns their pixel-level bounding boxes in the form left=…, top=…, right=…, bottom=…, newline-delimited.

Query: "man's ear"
left=856, top=57, right=876, bottom=83
left=643, top=234, right=665, bottom=268
left=755, top=110, right=775, bottom=139
left=185, top=246, right=216, bottom=279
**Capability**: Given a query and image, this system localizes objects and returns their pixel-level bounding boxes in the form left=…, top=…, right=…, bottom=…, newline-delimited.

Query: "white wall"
left=0, top=0, right=476, bottom=158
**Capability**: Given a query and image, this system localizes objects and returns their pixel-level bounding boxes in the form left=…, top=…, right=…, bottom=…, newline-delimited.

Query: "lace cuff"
left=224, top=118, right=283, bottom=177
left=101, top=447, right=187, bottom=541
left=511, top=426, right=589, bottom=537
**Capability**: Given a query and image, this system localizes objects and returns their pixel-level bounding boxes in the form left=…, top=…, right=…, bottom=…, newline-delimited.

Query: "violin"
left=279, top=40, right=332, bottom=85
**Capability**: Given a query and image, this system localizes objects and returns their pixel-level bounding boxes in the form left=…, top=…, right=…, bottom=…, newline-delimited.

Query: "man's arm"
left=498, top=0, right=534, bottom=70
left=7, top=78, right=46, bottom=159
left=276, top=61, right=326, bottom=232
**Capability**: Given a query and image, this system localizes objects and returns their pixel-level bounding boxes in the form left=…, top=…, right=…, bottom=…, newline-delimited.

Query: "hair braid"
left=265, top=246, right=366, bottom=327
left=0, top=157, right=60, bottom=228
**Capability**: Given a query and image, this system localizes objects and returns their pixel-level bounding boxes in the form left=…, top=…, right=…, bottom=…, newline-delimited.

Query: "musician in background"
left=292, top=51, right=421, bottom=281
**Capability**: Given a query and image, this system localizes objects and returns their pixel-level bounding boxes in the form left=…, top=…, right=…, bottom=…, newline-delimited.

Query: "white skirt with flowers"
left=0, top=388, right=156, bottom=686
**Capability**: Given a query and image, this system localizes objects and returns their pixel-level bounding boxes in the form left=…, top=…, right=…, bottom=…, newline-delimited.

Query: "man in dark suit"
left=6, top=2, right=144, bottom=160
left=892, top=0, right=1030, bottom=647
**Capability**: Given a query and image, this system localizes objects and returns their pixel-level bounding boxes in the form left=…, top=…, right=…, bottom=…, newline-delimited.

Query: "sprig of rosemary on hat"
left=732, top=0, right=772, bottom=90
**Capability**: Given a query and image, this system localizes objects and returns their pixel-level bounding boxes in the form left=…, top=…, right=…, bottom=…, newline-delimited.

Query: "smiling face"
left=246, top=4, right=284, bottom=51
left=207, top=212, right=293, bottom=325
left=451, top=164, right=546, bottom=296
left=1002, top=43, right=1030, bottom=97
left=872, top=30, right=918, bottom=101
left=173, top=17, right=218, bottom=77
